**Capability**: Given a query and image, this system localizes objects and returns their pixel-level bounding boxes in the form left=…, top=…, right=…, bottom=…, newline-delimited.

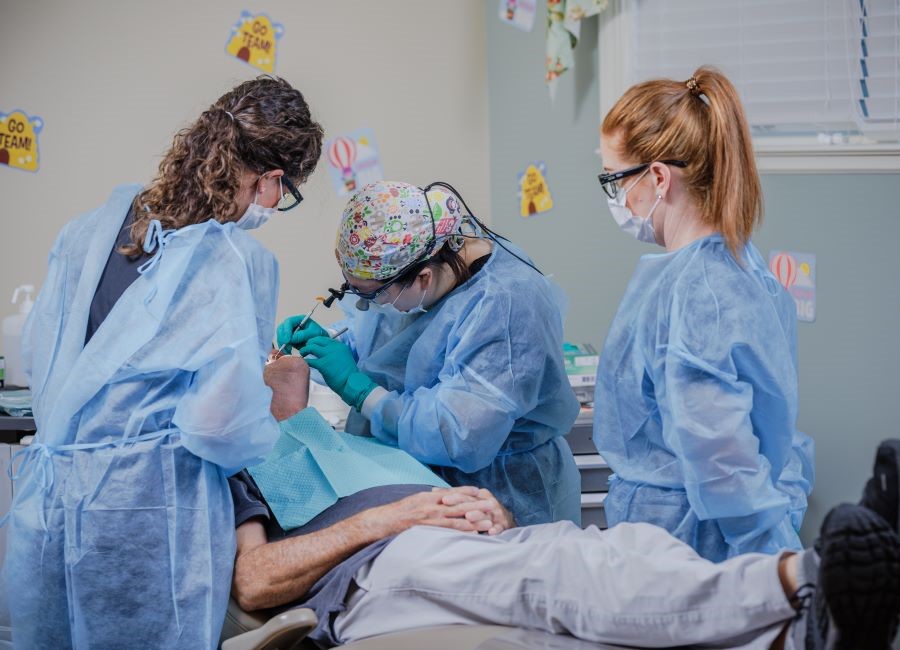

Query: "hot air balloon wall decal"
left=328, top=136, right=358, bottom=192
left=324, top=128, right=385, bottom=197
left=769, top=250, right=817, bottom=323
left=770, top=252, right=798, bottom=289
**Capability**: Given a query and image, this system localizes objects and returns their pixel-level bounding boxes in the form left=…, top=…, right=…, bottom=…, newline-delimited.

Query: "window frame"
left=596, top=0, right=900, bottom=173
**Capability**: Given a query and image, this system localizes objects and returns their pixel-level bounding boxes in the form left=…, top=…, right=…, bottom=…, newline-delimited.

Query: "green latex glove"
left=300, top=336, right=377, bottom=410
left=276, top=315, right=329, bottom=355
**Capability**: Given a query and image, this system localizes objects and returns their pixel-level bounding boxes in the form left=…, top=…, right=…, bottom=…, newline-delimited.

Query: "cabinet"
left=564, top=409, right=610, bottom=529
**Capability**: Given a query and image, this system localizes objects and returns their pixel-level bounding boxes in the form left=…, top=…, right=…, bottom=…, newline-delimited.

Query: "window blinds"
left=629, top=0, right=900, bottom=141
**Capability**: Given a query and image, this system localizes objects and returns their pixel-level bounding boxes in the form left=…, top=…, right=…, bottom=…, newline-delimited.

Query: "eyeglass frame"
left=338, top=182, right=443, bottom=302
left=276, top=175, right=304, bottom=212
left=597, top=160, right=687, bottom=200
left=338, top=273, right=403, bottom=303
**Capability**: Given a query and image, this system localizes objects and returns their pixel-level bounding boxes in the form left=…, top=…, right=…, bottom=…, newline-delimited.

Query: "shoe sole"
left=817, top=503, right=900, bottom=649
left=861, top=439, right=900, bottom=534
left=883, top=440, right=900, bottom=533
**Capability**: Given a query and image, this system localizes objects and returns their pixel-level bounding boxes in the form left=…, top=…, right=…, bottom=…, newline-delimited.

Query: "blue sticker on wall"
left=499, top=0, right=537, bottom=32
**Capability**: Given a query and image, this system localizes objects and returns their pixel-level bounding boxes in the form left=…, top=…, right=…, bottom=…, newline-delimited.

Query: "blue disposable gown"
left=594, top=235, right=814, bottom=562
left=3, top=185, right=280, bottom=648
left=339, top=243, right=582, bottom=526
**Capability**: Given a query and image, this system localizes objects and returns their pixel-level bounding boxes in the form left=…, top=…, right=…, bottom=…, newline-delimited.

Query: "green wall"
left=486, top=2, right=900, bottom=544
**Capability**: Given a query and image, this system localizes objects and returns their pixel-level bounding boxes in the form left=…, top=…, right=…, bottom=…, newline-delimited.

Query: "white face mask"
left=368, top=281, right=428, bottom=316
left=236, top=179, right=281, bottom=231
left=606, top=167, right=661, bottom=244
left=367, top=297, right=402, bottom=317
left=406, top=283, right=429, bottom=315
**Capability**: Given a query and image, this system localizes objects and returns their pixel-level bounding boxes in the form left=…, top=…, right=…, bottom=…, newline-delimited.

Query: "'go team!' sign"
left=225, top=11, right=284, bottom=73
left=0, top=110, right=43, bottom=173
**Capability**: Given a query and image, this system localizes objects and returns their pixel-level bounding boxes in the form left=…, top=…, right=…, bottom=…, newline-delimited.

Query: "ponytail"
left=691, top=67, right=761, bottom=258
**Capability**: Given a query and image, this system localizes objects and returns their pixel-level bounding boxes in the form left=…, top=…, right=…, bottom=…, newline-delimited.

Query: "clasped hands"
left=374, top=486, right=516, bottom=537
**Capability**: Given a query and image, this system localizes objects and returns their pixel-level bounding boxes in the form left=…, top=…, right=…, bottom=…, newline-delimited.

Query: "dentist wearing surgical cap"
left=4, top=77, right=323, bottom=648
left=593, top=67, right=814, bottom=562
left=277, top=181, right=581, bottom=527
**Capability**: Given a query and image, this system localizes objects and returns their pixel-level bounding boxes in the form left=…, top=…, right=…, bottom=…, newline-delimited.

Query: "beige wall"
left=0, top=0, right=489, bottom=342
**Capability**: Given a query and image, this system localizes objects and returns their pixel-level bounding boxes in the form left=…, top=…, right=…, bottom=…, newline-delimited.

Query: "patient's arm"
left=263, top=354, right=310, bottom=421
left=232, top=486, right=511, bottom=611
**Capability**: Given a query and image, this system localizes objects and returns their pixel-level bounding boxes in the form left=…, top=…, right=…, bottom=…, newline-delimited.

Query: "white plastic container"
left=307, top=381, right=351, bottom=430
left=1, top=285, right=35, bottom=388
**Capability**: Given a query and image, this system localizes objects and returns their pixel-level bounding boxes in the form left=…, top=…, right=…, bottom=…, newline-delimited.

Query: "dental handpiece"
left=329, top=326, right=349, bottom=339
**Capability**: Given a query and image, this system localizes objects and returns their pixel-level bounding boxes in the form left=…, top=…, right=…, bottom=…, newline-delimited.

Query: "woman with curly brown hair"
left=3, top=76, right=323, bottom=648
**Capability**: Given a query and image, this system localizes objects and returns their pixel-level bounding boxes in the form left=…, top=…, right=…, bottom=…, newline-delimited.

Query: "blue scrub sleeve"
left=369, top=373, right=519, bottom=472
left=656, top=344, right=792, bottom=552
left=777, top=432, right=816, bottom=531
left=367, top=312, right=535, bottom=473
left=173, top=316, right=279, bottom=472
left=22, top=220, right=76, bottom=388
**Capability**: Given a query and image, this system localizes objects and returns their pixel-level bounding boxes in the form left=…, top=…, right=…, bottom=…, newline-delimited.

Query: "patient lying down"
left=230, top=355, right=900, bottom=649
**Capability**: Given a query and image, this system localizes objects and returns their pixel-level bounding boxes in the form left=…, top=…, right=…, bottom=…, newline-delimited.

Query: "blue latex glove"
left=300, top=336, right=377, bottom=410
left=276, top=315, right=329, bottom=355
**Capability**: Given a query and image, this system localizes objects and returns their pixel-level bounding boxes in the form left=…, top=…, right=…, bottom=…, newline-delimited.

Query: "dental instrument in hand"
left=276, top=296, right=325, bottom=355
left=329, top=326, right=349, bottom=340
left=268, top=325, right=349, bottom=365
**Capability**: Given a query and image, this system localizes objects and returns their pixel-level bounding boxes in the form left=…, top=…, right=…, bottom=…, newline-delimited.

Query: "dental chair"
left=219, top=597, right=317, bottom=650
left=220, top=598, right=624, bottom=650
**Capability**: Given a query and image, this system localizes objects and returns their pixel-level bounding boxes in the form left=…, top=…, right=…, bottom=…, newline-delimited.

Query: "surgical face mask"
left=368, top=282, right=428, bottom=316
left=366, top=284, right=406, bottom=316
left=367, top=299, right=402, bottom=317
left=606, top=168, right=661, bottom=244
left=236, top=179, right=282, bottom=231
left=406, top=283, right=428, bottom=315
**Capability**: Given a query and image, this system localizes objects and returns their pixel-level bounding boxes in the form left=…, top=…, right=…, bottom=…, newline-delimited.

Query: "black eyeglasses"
left=339, top=274, right=404, bottom=302
left=597, top=160, right=687, bottom=200
left=276, top=175, right=304, bottom=212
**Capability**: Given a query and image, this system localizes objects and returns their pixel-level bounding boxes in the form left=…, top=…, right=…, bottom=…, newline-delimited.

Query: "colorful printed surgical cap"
left=336, top=181, right=466, bottom=281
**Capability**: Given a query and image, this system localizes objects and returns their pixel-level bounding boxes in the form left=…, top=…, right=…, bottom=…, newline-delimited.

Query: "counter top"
left=0, top=416, right=34, bottom=432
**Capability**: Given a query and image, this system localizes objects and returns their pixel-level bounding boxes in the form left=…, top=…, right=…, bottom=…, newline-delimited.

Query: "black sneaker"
left=860, top=439, right=900, bottom=533
left=793, top=504, right=900, bottom=649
